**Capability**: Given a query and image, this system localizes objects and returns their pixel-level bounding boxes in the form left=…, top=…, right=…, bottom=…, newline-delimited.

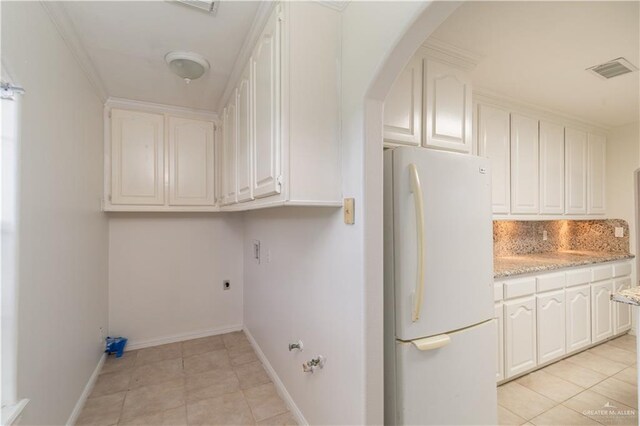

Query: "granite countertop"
left=494, top=250, right=635, bottom=278
left=612, top=288, right=640, bottom=306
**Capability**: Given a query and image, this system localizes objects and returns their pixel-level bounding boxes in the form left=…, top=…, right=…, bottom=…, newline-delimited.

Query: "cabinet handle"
left=409, top=164, right=425, bottom=322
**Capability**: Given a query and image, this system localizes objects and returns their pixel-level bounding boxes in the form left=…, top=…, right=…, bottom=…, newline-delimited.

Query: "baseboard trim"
left=125, top=324, right=244, bottom=351
left=66, top=353, right=106, bottom=426
left=244, top=327, right=308, bottom=426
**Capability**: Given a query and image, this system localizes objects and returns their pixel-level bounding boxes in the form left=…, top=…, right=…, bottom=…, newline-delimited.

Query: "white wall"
left=108, top=214, right=244, bottom=348
left=1, top=3, right=109, bottom=424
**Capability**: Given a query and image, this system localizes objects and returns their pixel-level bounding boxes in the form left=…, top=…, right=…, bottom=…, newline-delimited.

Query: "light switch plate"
left=615, top=227, right=624, bottom=238
left=344, top=198, right=355, bottom=225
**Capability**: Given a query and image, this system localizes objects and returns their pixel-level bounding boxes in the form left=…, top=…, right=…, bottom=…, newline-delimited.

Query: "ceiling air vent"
left=587, top=57, right=638, bottom=79
left=173, top=0, right=217, bottom=14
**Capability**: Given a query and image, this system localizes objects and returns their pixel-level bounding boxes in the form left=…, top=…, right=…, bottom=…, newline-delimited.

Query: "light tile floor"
left=499, top=333, right=638, bottom=426
left=77, top=331, right=297, bottom=426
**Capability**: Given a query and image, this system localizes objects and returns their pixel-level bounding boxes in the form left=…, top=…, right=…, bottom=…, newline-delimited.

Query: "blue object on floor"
left=105, top=336, right=128, bottom=358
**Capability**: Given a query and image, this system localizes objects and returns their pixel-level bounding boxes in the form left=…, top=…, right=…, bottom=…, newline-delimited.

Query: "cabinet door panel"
left=223, top=94, right=238, bottom=205
left=539, top=121, right=565, bottom=214
left=478, top=105, right=510, bottom=214
left=384, top=55, right=422, bottom=146
left=537, top=291, right=565, bottom=364
left=505, top=297, right=536, bottom=378
left=510, top=114, right=539, bottom=214
left=495, top=303, right=504, bottom=382
left=423, top=58, right=472, bottom=153
left=237, top=63, right=253, bottom=202
left=566, top=285, right=591, bottom=353
left=614, top=278, right=632, bottom=334
left=111, top=109, right=165, bottom=205
left=591, top=281, right=614, bottom=343
left=252, top=7, right=281, bottom=199
left=565, top=128, right=588, bottom=214
left=588, top=133, right=606, bottom=215
left=168, top=117, right=215, bottom=206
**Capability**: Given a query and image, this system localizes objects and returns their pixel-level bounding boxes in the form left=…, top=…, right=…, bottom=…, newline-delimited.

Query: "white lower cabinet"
left=565, top=285, right=591, bottom=353
left=591, top=280, right=614, bottom=344
left=536, top=291, right=566, bottom=364
left=614, top=277, right=632, bottom=334
left=495, top=303, right=504, bottom=382
left=504, top=296, right=537, bottom=379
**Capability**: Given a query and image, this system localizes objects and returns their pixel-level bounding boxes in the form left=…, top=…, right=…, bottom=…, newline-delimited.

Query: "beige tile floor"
left=499, top=333, right=638, bottom=426
left=77, top=331, right=298, bottom=426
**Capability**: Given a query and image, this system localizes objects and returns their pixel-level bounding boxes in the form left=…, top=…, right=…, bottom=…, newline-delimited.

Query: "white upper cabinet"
left=565, top=128, right=588, bottom=215
left=110, top=109, right=165, bottom=206
left=252, top=6, right=281, bottom=199
left=168, top=117, right=215, bottom=206
left=383, top=56, right=422, bottom=146
left=536, top=291, right=566, bottom=364
left=236, top=63, right=253, bottom=203
left=423, top=58, right=473, bottom=153
left=510, top=114, right=539, bottom=214
left=222, top=93, right=238, bottom=206
left=588, top=133, right=606, bottom=215
left=478, top=105, right=510, bottom=214
left=539, top=121, right=565, bottom=214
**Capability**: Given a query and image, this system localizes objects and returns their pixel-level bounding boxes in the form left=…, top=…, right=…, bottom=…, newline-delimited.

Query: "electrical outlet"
left=223, top=280, right=231, bottom=290
left=252, top=240, right=261, bottom=264
left=615, top=227, right=624, bottom=238
left=543, top=230, right=548, bottom=241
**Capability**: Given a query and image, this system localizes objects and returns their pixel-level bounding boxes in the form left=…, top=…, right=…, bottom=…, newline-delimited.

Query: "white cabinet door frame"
left=536, top=290, right=566, bottom=364
left=384, top=55, right=422, bottom=146
left=510, top=114, right=539, bottom=214
left=565, top=128, right=588, bottom=215
left=591, top=281, right=614, bottom=343
left=539, top=121, right=564, bottom=214
left=588, top=133, right=606, bottom=215
left=504, top=297, right=537, bottom=378
left=565, top=284, right=591, bottom=353
left=222, top=94, right=238, bottom=206
left=111, top=109, right=165, bottom=205
left=168, top=117, right=215, bottom=206
left=237, top=63, right=254, bottom=203
left=478, top=105, right=510, bottom=214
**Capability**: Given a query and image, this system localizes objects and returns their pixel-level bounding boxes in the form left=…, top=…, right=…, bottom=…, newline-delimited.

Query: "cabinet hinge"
left=278, top=12, right=284, bottom=22
left=276, top=175, right=283, bottom=187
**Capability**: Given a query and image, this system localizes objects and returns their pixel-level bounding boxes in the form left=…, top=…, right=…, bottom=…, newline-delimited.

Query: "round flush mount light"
left=165, top=51, right=210, bottom=84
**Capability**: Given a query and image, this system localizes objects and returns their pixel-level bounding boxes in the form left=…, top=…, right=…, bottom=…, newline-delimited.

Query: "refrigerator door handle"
left=411, top=334, right=451, bottom=351
left=409, top=163, right=425, bottom=322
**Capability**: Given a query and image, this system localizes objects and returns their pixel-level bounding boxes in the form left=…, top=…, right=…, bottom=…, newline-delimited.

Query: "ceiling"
left=62, top=1, right=260, bottom=112
left=429, top=1, right=640, bottom=128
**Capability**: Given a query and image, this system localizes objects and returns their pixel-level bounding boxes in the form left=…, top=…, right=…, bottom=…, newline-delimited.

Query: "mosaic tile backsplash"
left=493, top=219, right=631, bottom=256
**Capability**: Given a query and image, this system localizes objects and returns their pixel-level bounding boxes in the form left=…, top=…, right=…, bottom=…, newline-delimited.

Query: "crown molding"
left=313, top=1, right=350, bottom=12
left=216, top=0, right=276, bottom=113
left=41, top=1, right=108, bottom=102
left=474, top=88, right=611, bottom=133
left=105, top=97, right=219, bottom=122
left=419, top=37, right=482, bottom=71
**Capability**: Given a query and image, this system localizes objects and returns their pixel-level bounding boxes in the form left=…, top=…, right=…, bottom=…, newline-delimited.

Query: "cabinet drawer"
left=592, top=265, right=614, bottom=282
left=613, top=262, right=632, bottom=278
left=494, top=283, right=504, bottom=302
left=566, top=269, right=591, bottom=287
left=504, top=277, right=536, bottom=300
left=536, top=273, right=566, bottom=293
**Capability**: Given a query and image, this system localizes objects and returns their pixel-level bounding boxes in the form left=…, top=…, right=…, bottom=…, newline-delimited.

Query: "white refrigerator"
left=384, top=147, right=497, bottom=425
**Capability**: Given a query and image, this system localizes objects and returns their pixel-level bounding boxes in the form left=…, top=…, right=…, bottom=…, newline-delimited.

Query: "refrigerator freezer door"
left=392, top=147, right=494, bottom=341
left=394, top=319, right=497, bottom=426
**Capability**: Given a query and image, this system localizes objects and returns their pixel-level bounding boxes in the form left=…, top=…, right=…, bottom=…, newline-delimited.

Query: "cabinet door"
left=539, top=121, right=565, bottom=214
left=478, top=105, right=510, bottom=214
left=167, top=117, right=215, bottom=206
left=614, top=277, right=632, bottom=334
left=510, top=114, right=539, bottom=214
left=237, top=63, right=253, bottom=203
left=537, top=291, right=566, bottom=364
left=495, top=303, right=504, bottom=382
left=222, top=94, right=238, bottom=205
left=591, top=281, right=614, bottom=343
left=423, top=58, right=472, bottom=153
left=566, top=285, right=591, bottom=353
left=565, top=128, right=588, bottom=214
left=383, top=55, right=422, bottom=146
left=252, top=6, right=282, bottom=199
left=588, top=133, right=606, bottom=215
left=111, top=109, right=165, bottom=205
left=504, top=297, right=536, bottom=378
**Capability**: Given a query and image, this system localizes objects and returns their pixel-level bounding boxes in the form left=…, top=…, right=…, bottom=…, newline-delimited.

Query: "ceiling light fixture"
left=165, top=51, right=210, bottom=84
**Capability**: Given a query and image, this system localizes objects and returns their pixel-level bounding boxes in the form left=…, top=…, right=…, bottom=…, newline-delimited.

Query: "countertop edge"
left=494, top=254, right=635, bottom=279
